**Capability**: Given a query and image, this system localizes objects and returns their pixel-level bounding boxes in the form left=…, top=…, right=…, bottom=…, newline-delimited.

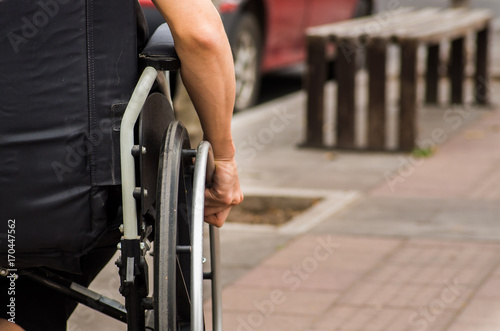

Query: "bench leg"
left=336, top=37, right=358, bottom=149
left=425, top=43, right=440, bottom=105
left=475, top=25, right=490, bottom=105
left=367, top=37, right=387, bottom=150
left=305, top=36, right=327, bottom=147
left=399, top=40, right=418, bottom=152
left=449, top=37, right=465, bottom=104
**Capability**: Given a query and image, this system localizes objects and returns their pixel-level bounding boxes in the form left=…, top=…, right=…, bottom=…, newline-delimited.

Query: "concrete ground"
left=68, top=8, right=500, bottom=331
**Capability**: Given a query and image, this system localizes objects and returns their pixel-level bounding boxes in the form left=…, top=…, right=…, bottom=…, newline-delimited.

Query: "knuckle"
left=221, top=196, right=233, bottom=206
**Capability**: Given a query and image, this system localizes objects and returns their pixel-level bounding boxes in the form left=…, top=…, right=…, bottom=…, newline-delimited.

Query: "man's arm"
left=0, top=320, right=25, bottom=331
left=152, top=0, right=243, bottom=226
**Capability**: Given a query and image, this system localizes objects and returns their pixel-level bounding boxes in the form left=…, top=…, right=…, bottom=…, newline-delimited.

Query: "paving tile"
left=408, top=266, right=461, bottom=285
left=453, top=299, right=500, bottom=324
left=468, top=162, right=500, bottom=200
left=447, top=286, right=473, bottom=311
left=293, top=269, right=362, bottom=292
left=339, top=280, right=463, bottom=311
left=313, top=196, right=500, bottom=242
left=404, top=310, right=456, bottom=331
left=204, top=311, right=314, bottom=331
left=455, top=268, right=491, bottom=287
left=367, top=265, right=413, bottom=283
left=274, top=235, right=401, bottom=255
left=367, top=283, right=420, bottom=308
left=371, top=160, right=491, bottom=199
left=217, top=286, right=339, bottom=316
left=370, top=110, right=500, bottom=200
left=317, top=235, right=403, bottom=254
left=259, top=235, right=343, bottom=269
left=492, top=266, right=500, bottom=277
left=338, top=282, right=385, bottom=306
left=273, top=290, right=340, bottom=316
left=217, top=236, right=500, bottom=331
left=366, top=265, right=458, bottom=284
left=259, top=235, right=401, bottom=273
left=68, top=304, right=126, bottom=331
left=474, top=277, right=500, bottom=300
left=309, top=306, right=361, bottom=330
left=385, top=240, right=500, bottom=270
left=447, top=321, right=500, bottom=331
left=233, top=265, right=361, bottom=292
left=385, top=246, right=443, bottom=266
left=219, top=230, right=292, bottom=267
left=311, top=306, right=454, bottom=331
left=315, top=254, right=385, bottom=272
left=232, top=266, right=292, bottom=290
left=388, top=284, right=445, bottom=309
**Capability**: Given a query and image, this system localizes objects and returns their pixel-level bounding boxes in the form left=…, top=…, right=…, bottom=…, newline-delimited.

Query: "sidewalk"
left=203, top=82, right=500, bottom=330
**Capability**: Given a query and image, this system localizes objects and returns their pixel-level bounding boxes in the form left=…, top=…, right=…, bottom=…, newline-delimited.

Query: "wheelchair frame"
left=16, top=24, right=223, bottom=331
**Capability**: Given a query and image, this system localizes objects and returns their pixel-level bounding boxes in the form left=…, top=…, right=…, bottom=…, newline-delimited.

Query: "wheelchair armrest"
left=139, top=23, right=181, bottom=71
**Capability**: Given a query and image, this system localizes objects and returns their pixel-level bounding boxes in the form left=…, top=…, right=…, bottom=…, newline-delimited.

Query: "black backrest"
left=0, top=0, right=142, bottom=271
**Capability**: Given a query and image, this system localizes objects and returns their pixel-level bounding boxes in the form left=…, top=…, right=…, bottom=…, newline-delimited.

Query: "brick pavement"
left=202, top=98, right=500, bottom=330
left=205, top=236, right=500, bottom=331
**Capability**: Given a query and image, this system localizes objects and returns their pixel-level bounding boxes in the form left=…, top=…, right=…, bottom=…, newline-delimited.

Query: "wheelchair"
left=0, top=19, right=222, bottom=331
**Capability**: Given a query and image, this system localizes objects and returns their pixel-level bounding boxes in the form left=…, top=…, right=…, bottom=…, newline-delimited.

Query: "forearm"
left=152, top=0, right=236, bottom=160
left=179, top=47, right=235, bottom=160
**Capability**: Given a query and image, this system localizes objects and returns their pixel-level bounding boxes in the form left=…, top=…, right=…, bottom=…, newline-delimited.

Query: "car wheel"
left=354, top=0, right=372, bottom=17
left=232, top=13, right=262, bottom=111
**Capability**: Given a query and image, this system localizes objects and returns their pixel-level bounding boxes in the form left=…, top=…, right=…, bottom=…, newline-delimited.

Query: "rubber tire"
left=154, top=121, right=193, bottom=331
left=232, top=13, right=262, bottom=112
left=354, top=0, right=372, bottom=18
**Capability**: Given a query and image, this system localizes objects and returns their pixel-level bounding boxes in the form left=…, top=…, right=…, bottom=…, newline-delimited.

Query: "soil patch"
left=227, top=195, right=322, bottom=225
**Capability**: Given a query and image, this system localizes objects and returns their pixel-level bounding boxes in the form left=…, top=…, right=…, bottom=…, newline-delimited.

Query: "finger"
left=204, top=187, right=235, bottom=207
left=204, top=204, right=229, bottom=217
left=205, top=208, right=231, bottom=227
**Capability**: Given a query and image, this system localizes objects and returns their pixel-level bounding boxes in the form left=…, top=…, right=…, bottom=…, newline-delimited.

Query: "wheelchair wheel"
left=118, top=67, right=222, bottom=330
left=153, top=120, right=223, bottom=331
left=154, top=121, right=193, bottom=330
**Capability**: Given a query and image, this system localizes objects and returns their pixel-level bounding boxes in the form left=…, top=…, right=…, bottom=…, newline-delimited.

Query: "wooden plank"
left=450, top=37, right=465, bottom=104
left=328, top=7, right=430, bottom=40
left=336, top=37, right=357, bottom=149
left=325, top=8, right=441, bottom=41
left=403, top=9, right=491, bottom=43
left=425, top=43, right=440, bottom=105
left=308, top=7, right=491, bottom=46
left=367, top=37, right=387, bottom=150
left=399, top=39, right=418, bottom=151
left=371, top=8, right=445, bottom=39
left=475, top=25, right=490, bottom=105
left=306, top=7, right=413, bottom=38
left=305, top=36, right=328, bottom=147
left=389, top=8, right=467, bottom=41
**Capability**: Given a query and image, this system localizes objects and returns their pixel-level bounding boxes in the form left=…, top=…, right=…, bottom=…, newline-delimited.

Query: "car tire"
left=354, top=0, right=372, bottom=17
left=232, top=13, right=262, bottom=112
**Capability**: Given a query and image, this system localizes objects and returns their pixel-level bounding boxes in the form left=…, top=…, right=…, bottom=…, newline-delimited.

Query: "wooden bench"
left=303, top=7, right=492, bottom=151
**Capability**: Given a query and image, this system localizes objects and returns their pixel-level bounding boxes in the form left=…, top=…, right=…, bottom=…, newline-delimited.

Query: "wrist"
left=209, top=138, right=235, bottom=161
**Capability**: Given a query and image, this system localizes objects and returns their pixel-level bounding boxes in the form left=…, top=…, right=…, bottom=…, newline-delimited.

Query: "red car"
left=139, top=0, right=372, bottom=110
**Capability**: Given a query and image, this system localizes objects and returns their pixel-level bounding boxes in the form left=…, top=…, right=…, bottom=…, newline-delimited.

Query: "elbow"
left=176, top=22, right=229, bottom=56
